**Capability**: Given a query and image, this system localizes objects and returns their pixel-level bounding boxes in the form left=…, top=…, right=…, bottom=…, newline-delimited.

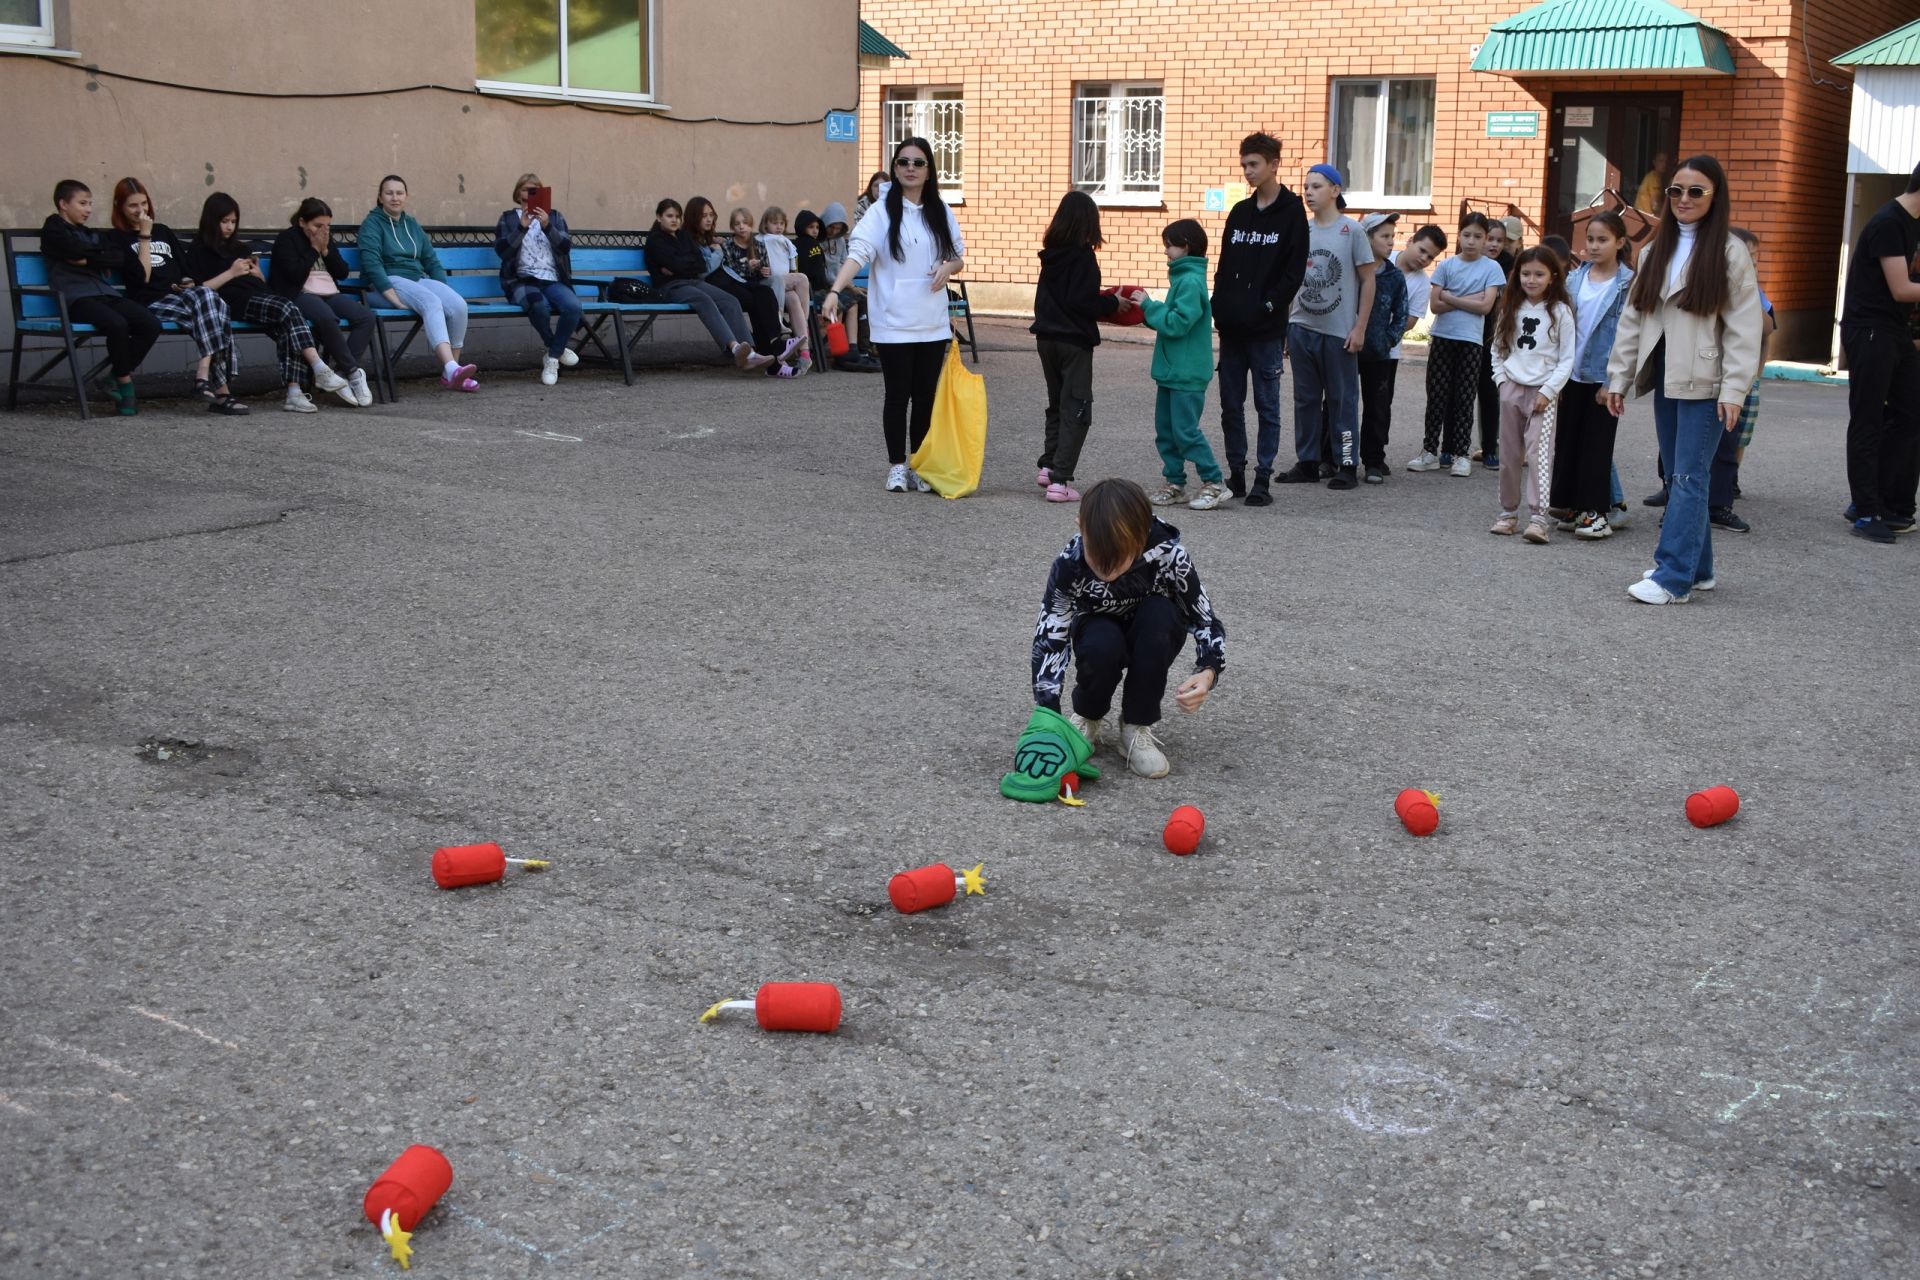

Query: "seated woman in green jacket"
left=359, top=174, right=477, bottom=391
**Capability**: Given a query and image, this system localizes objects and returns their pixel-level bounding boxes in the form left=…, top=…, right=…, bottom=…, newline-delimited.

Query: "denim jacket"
left=1569, top=261, right=1634, bottom=384
left=1361, top=255, right=1409, bottom=362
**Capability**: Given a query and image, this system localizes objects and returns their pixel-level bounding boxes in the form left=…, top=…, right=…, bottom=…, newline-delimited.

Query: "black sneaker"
left=1709, top=506, right=1751, bottom=533
left=1243, top=470, right=1273, bottom=507
left=1227, top=467, right=1247, bottom=499
left=1273, top=461, right=1318, bottom=484
left=1888, top=515, right=1918, bottom=535
left=1843, top=502, right=1858, bottom=523
left=1851, top=516, right=1896, bottom=544
left=1316, top=461, right=1337, bottom=480
left=1363, top=465, right=1387, bottom=484
left=1327, top=467, right=1359, bottom=490
left=1643, top=488, right=1669, bottom=507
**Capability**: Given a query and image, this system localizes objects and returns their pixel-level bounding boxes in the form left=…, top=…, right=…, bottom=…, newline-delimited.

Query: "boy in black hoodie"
left=40, top=179, right=162, bottom=414
left=1212, top=133, right=1308, bottom=507
left=1030, top=192, right=1132, bottom=502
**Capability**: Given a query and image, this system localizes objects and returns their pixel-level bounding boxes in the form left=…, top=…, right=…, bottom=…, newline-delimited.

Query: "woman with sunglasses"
left=1605, top=156, right=1763, bottom=604
left=820, top=137, right=967, bottom=493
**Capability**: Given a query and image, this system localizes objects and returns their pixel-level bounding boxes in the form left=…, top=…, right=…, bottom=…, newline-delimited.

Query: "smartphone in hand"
left=526, top=186, right=553, bottom=216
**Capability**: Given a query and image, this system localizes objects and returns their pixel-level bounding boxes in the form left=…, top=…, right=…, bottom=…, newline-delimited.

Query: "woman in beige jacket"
left=1606, top=154, right=1763, bottom=605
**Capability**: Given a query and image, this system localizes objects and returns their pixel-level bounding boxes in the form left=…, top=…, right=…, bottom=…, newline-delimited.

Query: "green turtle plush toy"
left=999, top=706, right=1101, bottom=803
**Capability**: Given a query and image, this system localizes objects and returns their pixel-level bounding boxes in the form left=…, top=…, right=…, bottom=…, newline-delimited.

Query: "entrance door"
left=1546, top=93, right=1681, bottom=243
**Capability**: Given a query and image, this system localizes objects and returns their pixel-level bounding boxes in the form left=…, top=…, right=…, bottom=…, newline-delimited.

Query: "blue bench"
left=4, top=228, right=390, bottom=420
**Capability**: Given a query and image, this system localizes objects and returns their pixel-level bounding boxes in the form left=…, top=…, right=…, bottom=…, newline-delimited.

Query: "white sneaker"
left=1118, top=722, right=1170, bottom=778
left=347, top=368, right=373, bottom=407
left=1450, top=456, right=1473, bottom=478
left=1188, top=482, right=1228, bottom=511
left=1608, top=503, right=1632, bottom=530
left=283, top=388, right=318, bottom=413
left=557, top=347, right=579, bottom=367
left=1641, top=567, right=1714, bottom=591
left=907, top=469, right=933, bottom=493
left=541, top=355, right=560, bottom=386
left=1627, top=576, right=1689, bottom=605
left=1066, top=710, right=1103, bottom=750
left=1406, top=451, right=1441, bottom=472
left=311, top=364, right=350, bottom=396
left=1574, top=513, right=1613, bottom=540
left=885, top=463, right=909, bottom=492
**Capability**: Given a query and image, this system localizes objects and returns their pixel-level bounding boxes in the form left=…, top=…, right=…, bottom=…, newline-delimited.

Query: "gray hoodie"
left=820, top=200, right=853, bottom=279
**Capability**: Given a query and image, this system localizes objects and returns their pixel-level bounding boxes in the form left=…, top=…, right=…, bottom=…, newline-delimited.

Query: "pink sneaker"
left=440, top=363, right=479, bottom=391
left=1045, top=482, right=1081, bottom=503
left=1036, top=467, right=1051, bottom=488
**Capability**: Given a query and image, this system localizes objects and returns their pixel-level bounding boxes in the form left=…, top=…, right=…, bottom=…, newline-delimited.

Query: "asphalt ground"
left=2, top=318, right=1917, bottom=1279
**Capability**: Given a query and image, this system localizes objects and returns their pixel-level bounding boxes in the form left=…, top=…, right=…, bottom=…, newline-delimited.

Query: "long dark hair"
left=884, top=137, right=958, bottom=265
left=864, top=171, right=887, bottom=201
left=684, top=196, right=718, bottom=246
left=1495, top=246, right=1571, bottom=355
left=290, top=197, right=332, bottom=226
left=1043, top=190, right=1103, bottom=251
left=196, top=191, right=245, bottom=254
left=1629, top=154, right=1731, bottom=317
left=651, top=197, right=681, bottom=233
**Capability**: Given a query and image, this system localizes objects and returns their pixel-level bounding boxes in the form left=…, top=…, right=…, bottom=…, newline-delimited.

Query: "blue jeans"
left=1651, top=389, right=1722, bottom=594
left=513, top=279, right=584, bottom=357
left=1288, top=326, right=1359, bottom=467
left=1609, top=463, right=1624, bottom=508
left=1217, top=333, right=1285, bottom=474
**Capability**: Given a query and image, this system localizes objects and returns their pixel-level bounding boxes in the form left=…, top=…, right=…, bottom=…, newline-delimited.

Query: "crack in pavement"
left=0, top=508, right=307, bottom=566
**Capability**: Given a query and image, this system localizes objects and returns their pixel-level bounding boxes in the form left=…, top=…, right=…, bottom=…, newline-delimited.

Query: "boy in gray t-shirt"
left=1279, top=163, right=1375, bottom=489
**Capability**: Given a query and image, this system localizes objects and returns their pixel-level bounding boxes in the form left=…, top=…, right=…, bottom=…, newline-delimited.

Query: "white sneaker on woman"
left=347, top=368, right=373, bottom=406
left=283, top=388, right=318, bottom=413
left=558, top=347, right=579, bottom=367
left=885, top=464, right=909, bottom=492
left=907, top=469, right=933, bottom=493
left=541, top=355, right=560, bottom=386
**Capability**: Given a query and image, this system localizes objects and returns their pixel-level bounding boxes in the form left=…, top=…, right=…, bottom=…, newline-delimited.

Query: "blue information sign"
left=825, top=111, right=858, bottom=143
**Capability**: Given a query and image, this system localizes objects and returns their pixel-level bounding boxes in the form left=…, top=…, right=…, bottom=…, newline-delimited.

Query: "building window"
left=1074, top=82, right=1164, bottom=205
left=475, top=0, right=653, bottom=105
left=0, top=0, right=55, bottom=47
left=885, top=87, right=966, bottom=199
left=1330, top=78, right=1436, bottom=208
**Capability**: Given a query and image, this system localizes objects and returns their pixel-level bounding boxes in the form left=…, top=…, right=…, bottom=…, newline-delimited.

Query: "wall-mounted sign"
left=1487, top=111, right=1541, bottom=139
left=825, top=111, right=858, bottom=143
left=1563, top=106, right=1595, bottom=128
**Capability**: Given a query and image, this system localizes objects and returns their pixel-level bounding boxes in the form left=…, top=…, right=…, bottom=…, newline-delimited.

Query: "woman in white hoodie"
left=1605, top=155, right=1763, bottom=605
left=821, top=137, right=967, bottom=493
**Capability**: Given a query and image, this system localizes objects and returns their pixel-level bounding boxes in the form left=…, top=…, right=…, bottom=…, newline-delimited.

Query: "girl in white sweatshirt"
left=1489, top=247, right=1577, bottom=543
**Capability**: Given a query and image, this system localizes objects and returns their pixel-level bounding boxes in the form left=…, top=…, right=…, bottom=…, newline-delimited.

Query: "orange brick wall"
left=858, top=0, right=1920, bottom=360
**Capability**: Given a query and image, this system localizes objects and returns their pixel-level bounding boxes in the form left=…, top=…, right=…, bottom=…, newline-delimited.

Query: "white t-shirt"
left=846, top=197, right=967, bottom=344
left=1389, top=251, right=1430, bottom=360
left=1571, top=266, right=1617, bottom=372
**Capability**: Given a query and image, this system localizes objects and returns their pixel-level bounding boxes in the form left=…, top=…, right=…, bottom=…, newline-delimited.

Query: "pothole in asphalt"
left=134, top=737, right=253, bottom=776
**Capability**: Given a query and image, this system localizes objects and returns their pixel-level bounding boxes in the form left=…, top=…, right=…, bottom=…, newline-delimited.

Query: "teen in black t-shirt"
left=1840, top=166, right=1920, bottom=540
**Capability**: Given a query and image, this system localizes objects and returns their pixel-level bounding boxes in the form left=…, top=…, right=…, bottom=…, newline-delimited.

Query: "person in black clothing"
left=108, top=176, right=246, bottom=414
left=269, top=198, right=375, bottom=406
left=39, top=179, right=162, bottom=416
left=1212, top=132, right=1309, bottom=507
left=1476, top=218, right=1516, bottom=470
left=641, top=199, right=776, bottom=372
left=1030, top=191, right=1132, bottom=503
left=1840, top=162, right=1920, bottom=542
left=183, top=192, right=354, bottom=413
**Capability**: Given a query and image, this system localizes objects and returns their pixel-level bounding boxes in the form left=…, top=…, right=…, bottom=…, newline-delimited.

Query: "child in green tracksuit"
left=1137, top=219, right=1227, bottom=511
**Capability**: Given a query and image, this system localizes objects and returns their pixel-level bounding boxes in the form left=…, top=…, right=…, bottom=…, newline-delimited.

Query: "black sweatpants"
left=1423, top=337, right=1481, bottom=457
left=1549, top=380, right=1617, bottom=513
left=876, top=339, right=948, bottom=464
left=1036, top=337, right=1095, bottom=482
left=1477, top=354, right=1500, bottom=456
left=294, top=292, right=375, bottom=370
left=1358, top=357, right=1397, bottom=469
left=706, top=271, right=784, bottom=356
left=1841, top=322, right=1920, bottom=521
left=68, top=294, right=162, bottom=377
left=1071, top=595, right=1186, bottom=727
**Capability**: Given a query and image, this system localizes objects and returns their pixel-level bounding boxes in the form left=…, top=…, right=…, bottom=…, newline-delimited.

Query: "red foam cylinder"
left=1395, top=789, right=1440, bottom=837
left=888, top=863, right=958, bottom=914
left=1686, top=785, right=1740, bottom=828
left=1163, top=804, right=1204, bottom=855
left=824, top=320, right=851, bottom=356
left=363, top=1144, right=453, bottom=1232
left=432, top=843, right=506, bottom=888
left=1098, top=284, right=1147, bottom=326
left=1061, top=771, right=1081, bottom=793
left=755, top=982, right=841, bottom=1033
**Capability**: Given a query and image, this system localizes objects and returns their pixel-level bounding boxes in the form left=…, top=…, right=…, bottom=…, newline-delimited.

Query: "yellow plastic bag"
left=909, top=341, right=986, bottom=499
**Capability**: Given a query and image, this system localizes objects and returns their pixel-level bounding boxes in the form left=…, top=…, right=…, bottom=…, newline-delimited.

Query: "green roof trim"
left=1472, top=0, right=1736, bottom=76
left=1833, top=19, right=1920, bottom=68
left=859, top=20, right=909, bottom=59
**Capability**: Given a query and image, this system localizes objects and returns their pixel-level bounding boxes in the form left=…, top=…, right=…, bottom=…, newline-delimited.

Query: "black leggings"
left=68, top=294, right=162, bottom=377
left=705, top=271, right=784, bottom=355
left=876, top=340, right=948, bottom=464
left=294, top=292, right=374, bottom=369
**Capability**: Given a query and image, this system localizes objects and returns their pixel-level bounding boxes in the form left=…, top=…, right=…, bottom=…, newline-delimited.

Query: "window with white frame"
left=884, top=87, right=965, bottom=198
left=1073, top=82, right=1164, bottom=205
left=475, top=0, right=653, bottom=105
left=0, top=0, right=55, bottom=47
left=1330, top=78, right=1436, bottom=207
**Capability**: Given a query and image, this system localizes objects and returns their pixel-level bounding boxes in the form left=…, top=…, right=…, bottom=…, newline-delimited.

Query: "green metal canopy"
left=1833, top=19, right=1920, bottom=68
left=1472, top=0, right=1736, bottom=76
left=859, top=20, right=909, bottom=60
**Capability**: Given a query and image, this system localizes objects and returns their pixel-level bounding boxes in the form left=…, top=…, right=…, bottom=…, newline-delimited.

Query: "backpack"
left=607, top=277, right=664, bottom=304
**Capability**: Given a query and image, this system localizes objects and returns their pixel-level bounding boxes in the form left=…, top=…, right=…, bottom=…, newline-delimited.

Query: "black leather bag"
left=607, top=277, right=664, bottom=304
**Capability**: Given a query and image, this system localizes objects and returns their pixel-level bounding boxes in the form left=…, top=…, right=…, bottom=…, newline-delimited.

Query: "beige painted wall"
left=0, top=0, right=869, bottom=232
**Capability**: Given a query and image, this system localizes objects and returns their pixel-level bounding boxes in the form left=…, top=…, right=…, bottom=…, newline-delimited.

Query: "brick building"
left=858, top=0, right=1920, bottom=361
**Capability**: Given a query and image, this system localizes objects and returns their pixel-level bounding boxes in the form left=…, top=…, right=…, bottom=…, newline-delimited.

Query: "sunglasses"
left=895, top=157, right=929, bottom=169
left=1665, top=184, right=1711, bottom=201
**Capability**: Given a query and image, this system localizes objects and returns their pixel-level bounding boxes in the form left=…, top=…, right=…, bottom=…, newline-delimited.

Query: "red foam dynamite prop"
left=1395, top=788, right=1440, bottom=837
left=363, top=1144, right=452, bottom=1270
left=824, top=320, right=851, bottom=356
left=1162, top=805, right=1205, bottom=855
left=431, top=842, right=551, bottom=888
left=701, top=982, right=843, bottom=1033
left=888, top=862, right=987, bottom=914
left=1685, top=785, right=1740, bottom=828
left=1098, top=285, right=1147, bottom=326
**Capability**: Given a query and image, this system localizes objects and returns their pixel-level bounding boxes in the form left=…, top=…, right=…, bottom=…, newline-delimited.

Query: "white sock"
left=307, top=353, right=327, bottom=370
left=443, top=360, right=462, bottom=379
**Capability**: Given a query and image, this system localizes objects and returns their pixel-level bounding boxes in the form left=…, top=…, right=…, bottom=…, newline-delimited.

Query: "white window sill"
left=475, top=80, right=666, bottom=110
left=0, top=42, right=80, bottom=57
left=1086, top=192, right=1164, bottom=208
left=1347, top=194, right=1435, bottom=212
